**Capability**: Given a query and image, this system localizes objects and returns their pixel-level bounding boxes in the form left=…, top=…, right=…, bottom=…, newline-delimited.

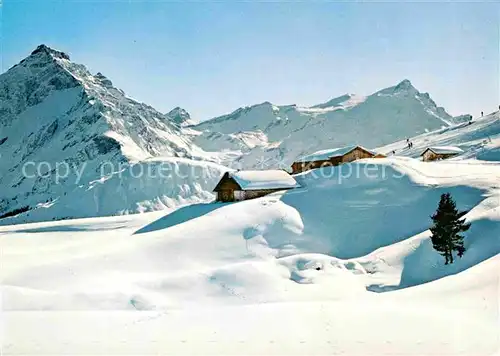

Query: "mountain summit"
left=394, top=78, right=415, bottom=91
left=0, top=45, right=223, bottom=224
left=30, top=44, right=70, bottom=60
left=1, top=44, right=196, bottom=159
left=167, top=107, right=195, bottom=127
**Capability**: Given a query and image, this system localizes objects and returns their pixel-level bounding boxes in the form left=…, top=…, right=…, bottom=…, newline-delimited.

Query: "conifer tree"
left=430, top=193, right=471, bottom=264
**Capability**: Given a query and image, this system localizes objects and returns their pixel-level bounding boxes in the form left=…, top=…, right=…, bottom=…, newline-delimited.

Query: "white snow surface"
left=2, top=156, right=499, bottom=354
left=1, top=47, right=500, bottom=354
left=229, top=170, right=299, bottom=190
left=379, top=111, right=500, bottom=161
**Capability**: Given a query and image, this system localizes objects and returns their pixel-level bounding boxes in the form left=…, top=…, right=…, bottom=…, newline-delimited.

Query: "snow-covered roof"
left=296, top=145, right=376, bottom=163
left=422, top=146, right=464, bottom=155
left=230, top=170, right=299, bottom=190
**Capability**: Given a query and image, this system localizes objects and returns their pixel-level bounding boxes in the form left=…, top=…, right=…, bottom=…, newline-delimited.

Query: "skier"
left=481, top=111, right=484, bottom=117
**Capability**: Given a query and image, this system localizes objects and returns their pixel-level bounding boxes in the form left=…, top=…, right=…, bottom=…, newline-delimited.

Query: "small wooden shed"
left=421, top=146, right=464, bottom=162
left=291, top=145, right=385, bottom=174
left=213, top=170, right=299, bottom=202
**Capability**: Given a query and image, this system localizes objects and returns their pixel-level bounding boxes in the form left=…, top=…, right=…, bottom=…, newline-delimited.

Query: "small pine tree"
left=430, top=193, right=471, bottom=265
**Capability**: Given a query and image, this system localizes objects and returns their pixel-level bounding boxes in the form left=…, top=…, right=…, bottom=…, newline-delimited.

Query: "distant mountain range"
left=0, top=45, right=470, bottom=224
left=190, top=79, right=470, bottom=168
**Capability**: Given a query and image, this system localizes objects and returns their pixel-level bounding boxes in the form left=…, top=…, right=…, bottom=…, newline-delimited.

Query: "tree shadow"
left=134, top=203, right=228, bottom=235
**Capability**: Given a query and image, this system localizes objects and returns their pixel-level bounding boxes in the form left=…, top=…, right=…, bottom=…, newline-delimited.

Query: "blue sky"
left=1, top=1, right=499, bottom=120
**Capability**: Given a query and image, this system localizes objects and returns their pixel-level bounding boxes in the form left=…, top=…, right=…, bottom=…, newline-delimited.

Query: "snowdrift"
left=2, top=156, right=499, bottom=354
left=3, top=157, right=499, bottom=311
left=0, top=157, right=228, bottom=225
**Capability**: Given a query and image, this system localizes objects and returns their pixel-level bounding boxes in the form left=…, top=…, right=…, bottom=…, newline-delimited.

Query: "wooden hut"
left=421, top=146, right=463, bottom=162
left=213, top=170, right=299, bottom=202
left=291, top=145, right=385, bottom=174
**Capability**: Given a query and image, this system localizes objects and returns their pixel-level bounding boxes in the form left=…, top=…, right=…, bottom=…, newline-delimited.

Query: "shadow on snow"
left=134, top=203, right=228, bottom=235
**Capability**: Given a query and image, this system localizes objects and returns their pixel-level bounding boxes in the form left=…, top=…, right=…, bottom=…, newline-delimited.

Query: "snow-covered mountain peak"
left=13, top=45, right=199, bottom=156
left=0, top=46, right=216, bottom=224
left=377, top=79, right=419, bottom=97
left=0, top=47, right=80, bottom=128
left=192, top=78, right=470, bottom=168
left=167, top=107, right=195, bottom=127
left=30, top=44, right=70, bottom=61
left=395, top=78, right=414, bottom=90
left=168, top=106, right=189, bottom=117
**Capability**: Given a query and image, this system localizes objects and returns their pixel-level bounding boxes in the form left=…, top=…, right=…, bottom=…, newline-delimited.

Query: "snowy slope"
left=191, top=80, right=470, bottom=168
left=0, top=45, right=220, bottom=224
left=166, top=106, right=196, bottom=127
left=379, top=110, right=500, bottom=160
left=5, top=158, right=498, bottom=307
left=2, top=46, right=499, bottom=356
left=2, top=156, right=499, bottom=354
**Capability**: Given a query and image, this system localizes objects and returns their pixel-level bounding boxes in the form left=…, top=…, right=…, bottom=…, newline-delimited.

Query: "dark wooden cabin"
left=421, top=146, right=463, bottom=162
left=291, top=145, right=385, bottom=174
left=213, top=170, right=299, bottom=202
